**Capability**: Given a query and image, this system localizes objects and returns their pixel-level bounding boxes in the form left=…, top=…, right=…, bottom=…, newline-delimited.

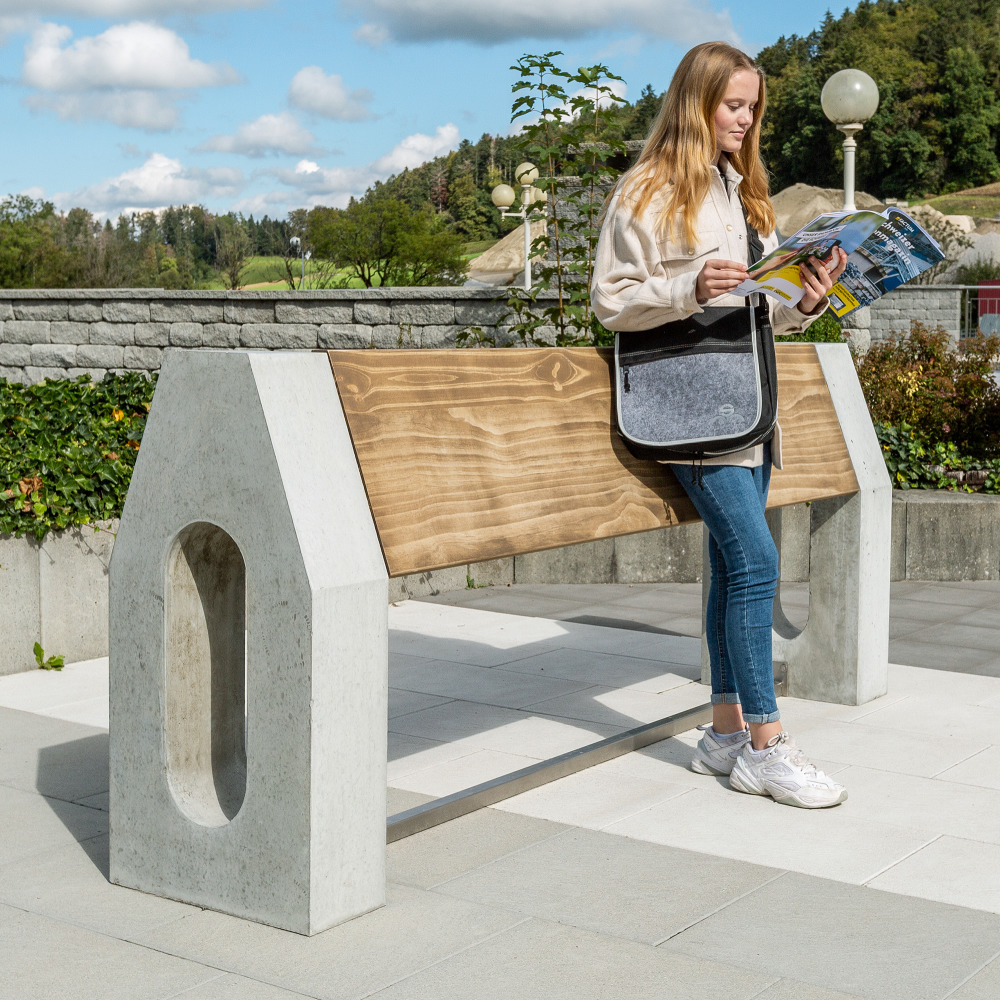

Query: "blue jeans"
left=670, top=448, right=780, bottom=723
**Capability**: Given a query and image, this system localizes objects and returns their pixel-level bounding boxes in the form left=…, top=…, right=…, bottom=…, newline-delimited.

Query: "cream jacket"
left=592, top=158, right=823, bottom=469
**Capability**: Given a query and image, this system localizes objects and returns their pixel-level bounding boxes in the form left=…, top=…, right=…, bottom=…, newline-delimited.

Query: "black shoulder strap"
left=739, top=198, right=765, bottom=267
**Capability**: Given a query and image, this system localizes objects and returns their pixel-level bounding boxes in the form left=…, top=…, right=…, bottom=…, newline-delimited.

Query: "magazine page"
left=825, top=209, right=946, bottom=318
left=733, top=210, right=887, bottom=306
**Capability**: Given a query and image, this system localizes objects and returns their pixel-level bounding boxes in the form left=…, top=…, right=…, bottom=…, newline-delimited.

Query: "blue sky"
left=0, top=0, right=833, bottom=220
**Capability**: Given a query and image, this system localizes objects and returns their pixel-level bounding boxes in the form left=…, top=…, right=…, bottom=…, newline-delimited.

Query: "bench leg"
left=109, top=350, right=388, bottom=935
left=701, top=343, right=891, bottom=707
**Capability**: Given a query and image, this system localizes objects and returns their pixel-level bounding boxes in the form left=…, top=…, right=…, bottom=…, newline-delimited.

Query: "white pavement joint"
left=940, top=944, right=1000, bottom=1000
left=744, top=978, right=786, bottom=1000
left=363, top=912, right=533, bottom=999
left=930, top=744, right=996, bottom=779
left=651, top=867, right=789, bottom=947
left=861, top=833, right=944, bottom=886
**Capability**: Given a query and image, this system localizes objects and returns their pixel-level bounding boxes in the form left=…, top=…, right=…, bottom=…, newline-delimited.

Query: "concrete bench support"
left=701, top=343, right=891, bottom=705
left=109, top=350, right=388, bottom=935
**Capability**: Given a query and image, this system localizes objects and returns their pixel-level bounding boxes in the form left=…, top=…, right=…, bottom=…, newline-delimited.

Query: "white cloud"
left=26, top=91, right=182, bottom=130
left=24, top=21, right=238, bottom=91
left=58, top=152, right=244, bottom=215
left=287, top=66, right=373, bottom=122
left=344, top=0, right=738, bottom=44
left=267, top=123, right=461, bottom=208
left=0, top=1, right=267, bottom=15
left=353, top=23, right=389, bottom=47
left=200, top=112, right=318, bottom=157
left=371, top=122, right=459, bottom=173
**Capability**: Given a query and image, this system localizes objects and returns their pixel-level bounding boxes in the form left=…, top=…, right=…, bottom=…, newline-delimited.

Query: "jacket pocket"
left=657, top=230, right=720, bottom=266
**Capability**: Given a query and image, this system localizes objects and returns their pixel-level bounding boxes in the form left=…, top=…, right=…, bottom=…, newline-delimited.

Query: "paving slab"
left=164, top=975, right=314, bottom=999
left=936, top=746, right=1000, bottom=789
left=0, top=834, right=198, bottom=939
left=778, top=714, right=989, bottom=778
left=391, top=655, right=596, bottom=708
left=387, top=808, right=568, bottom=890
left=604, top=784, right=931, bottom=884
left=0, top=785, right=106, bottom=866
left=662, top=871, right=1000, bottom=1000
left=950, top=953, right=1000, bottom=1000
left=387, top=699, right=619, bottom=758
left=493, top=764, right=692, bottom=830
left=0, top=903, right=221, bottom=1000
left=390, top=748, right=543, bottom=797
left=833, top=765, right=1000, bottom=845
left=751, top=983, right=866, bottom=1000
left=388, top=688, right=452, bottom=719
left=496, top=646, right=700, bottom=690
left=868, top=835, right=1000, bottom=913
left=128, top=883, right=525, bottom=1000
left=434, top=827, right=781, bottom=946
left=368, top=917, right=774, bottom=1000
left=526, top=680, right=710, bottom=728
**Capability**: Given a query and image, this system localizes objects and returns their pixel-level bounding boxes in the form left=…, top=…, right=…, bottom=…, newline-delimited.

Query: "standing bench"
left=108, top=343, right=889, bottom=935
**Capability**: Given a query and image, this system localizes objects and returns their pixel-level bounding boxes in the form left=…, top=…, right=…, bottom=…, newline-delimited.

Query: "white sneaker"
left=690, top=723, right=751, bottom=776
left=729, top=732, right=847, bottom=808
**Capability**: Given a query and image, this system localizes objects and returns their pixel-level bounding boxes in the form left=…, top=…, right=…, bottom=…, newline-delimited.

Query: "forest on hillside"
left=3, top=0, right=999, bottom=290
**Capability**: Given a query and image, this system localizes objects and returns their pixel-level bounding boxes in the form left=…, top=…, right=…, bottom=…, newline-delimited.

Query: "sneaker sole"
left=730, top=764, right=847, bottom=808
left=690, top=757, right=733, bottom=776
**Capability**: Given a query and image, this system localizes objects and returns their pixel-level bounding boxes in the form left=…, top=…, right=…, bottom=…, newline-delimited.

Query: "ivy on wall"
left=0, top=373, right=156, bottom=540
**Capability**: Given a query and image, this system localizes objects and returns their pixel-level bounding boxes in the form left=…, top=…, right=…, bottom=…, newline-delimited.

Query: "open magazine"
left=734, top=207, right=945, bottom=320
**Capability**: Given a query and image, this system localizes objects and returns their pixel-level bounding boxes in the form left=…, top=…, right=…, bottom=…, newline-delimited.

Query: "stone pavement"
left=2, top=581, right=1000, bottom=999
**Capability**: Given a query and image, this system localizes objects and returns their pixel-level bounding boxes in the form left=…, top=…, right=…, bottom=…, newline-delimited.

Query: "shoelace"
left=765, top=732, right=828, bottom=780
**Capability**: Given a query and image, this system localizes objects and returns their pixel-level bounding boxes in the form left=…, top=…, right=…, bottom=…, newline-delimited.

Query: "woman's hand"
left=696, top=258, right=749, bottom=304
left=797, top=247, right=848, bottom=314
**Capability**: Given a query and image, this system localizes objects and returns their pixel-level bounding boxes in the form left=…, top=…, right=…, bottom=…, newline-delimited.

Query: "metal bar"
left=386, top=701, right=712, bottom=843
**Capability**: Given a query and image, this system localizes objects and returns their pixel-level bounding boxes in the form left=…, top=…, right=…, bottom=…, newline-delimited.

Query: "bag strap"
left=739, top=198, right=765, bottom=266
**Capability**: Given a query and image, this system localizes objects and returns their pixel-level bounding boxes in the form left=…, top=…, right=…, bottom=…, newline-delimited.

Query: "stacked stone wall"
left=0, top=284, right=966, bottom=384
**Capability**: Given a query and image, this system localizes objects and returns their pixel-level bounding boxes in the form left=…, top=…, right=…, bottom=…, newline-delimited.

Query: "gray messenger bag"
left=613, top=212, right=777, bottom=462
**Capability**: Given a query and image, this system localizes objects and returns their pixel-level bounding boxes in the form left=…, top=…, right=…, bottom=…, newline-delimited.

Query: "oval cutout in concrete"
left=165, top=522, right=247, bottom=827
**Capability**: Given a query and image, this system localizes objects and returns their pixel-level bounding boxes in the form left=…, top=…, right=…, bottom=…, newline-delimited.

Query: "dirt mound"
left=771, top=183, right=884, bottom=237
left=466, top=219, right=547, bottom=285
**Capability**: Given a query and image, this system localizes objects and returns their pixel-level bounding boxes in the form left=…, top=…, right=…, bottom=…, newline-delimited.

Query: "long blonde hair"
left=620, top=42, right=775, bottom=246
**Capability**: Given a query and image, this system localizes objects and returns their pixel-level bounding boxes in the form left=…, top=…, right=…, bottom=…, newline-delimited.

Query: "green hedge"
left=0, top=373, right=156, bottom=540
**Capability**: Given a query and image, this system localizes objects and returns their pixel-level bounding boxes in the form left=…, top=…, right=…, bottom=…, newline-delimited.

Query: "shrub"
left=0, top=373, right=156, bottom=540
left=775, top=310, right=846, bottom=344
left=855, top=321, right=1000, bottom=460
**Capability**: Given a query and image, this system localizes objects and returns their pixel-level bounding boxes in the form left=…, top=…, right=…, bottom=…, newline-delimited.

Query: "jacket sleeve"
left=590, top=190, right=704, bottom=332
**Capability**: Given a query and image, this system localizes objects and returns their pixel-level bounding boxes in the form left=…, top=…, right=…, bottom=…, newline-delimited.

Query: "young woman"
left=592, top=41, right=849, bottom=808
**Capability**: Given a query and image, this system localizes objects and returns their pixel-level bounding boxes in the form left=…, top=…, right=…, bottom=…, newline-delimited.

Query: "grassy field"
left=910, top=181, right=1000, bottom=218
left=197, top=244, right=497, bottom=289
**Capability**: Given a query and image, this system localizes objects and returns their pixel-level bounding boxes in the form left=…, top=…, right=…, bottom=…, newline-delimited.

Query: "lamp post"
left=821, top=69, right=880, bottom=212
left=491, top=161, right=545, bottom=290
left=289, top=235, right=308, bottom=289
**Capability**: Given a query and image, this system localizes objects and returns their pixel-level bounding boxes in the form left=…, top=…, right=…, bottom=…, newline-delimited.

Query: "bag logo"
left=718, top=403, right=735, bottom=417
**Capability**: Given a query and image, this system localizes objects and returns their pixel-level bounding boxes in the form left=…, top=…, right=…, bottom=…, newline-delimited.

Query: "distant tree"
left=308, top=193, right=465, bottom=287
left=215, top=217, right=253, bottom=289
left=940, top=46, right=1000, bottom=189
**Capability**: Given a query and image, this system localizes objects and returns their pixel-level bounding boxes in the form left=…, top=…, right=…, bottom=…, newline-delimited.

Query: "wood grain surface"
left=329, top=344, right=858, bottom=578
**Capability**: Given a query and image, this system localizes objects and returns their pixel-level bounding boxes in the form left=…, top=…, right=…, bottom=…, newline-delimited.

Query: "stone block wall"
left=867, top=286, right=961, bottom=345
left=0, top=284, right=966, bottom=385
left=0, top=288, right=555, bottom=385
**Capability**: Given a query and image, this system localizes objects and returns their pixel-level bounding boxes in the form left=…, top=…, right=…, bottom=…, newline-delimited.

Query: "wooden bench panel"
left=329, top=344, right=857, bottom=578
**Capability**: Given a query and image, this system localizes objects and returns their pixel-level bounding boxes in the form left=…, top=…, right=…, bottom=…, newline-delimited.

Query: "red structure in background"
left=980, top=279, right=1000, bottom=315
left=979, top=279, right=1000, bottom=335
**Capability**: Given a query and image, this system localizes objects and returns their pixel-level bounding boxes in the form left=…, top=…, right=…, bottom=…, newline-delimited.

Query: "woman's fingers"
left=696, top=258, right=748, bottom=301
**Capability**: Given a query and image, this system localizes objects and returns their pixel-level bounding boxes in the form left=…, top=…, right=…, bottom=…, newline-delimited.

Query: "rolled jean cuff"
left=742, top=710, right=781, bottom=724
left=711, top=693, right=742, bottom=705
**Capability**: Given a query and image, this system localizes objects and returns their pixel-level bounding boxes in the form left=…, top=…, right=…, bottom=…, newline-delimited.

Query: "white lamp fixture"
left=289, top=235, right=308, bottom=289
left=821, top=69, right=880, bottom=212
left=491, top=161, right=543, bottom=290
